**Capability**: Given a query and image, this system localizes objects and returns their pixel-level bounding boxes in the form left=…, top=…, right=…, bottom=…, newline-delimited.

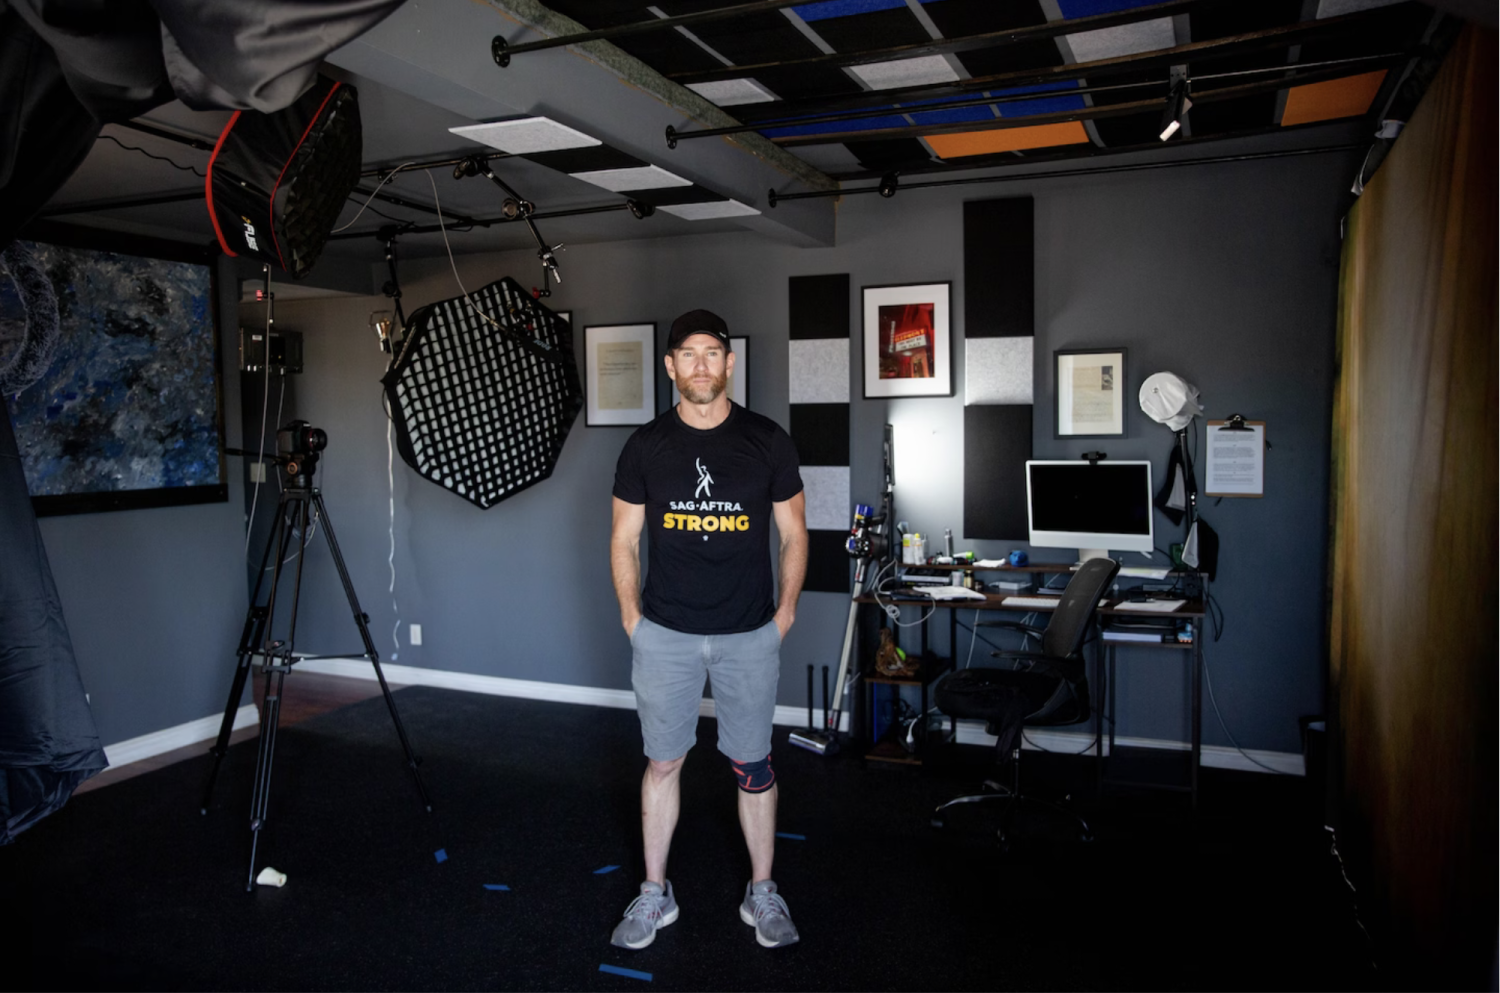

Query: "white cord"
left=1201, top=652, right=1292, bottom=775
left=425, top=169, right=506, bottom=331
left=243, top=293, right=275, bottom=558
left=332, top=162, right=417, bottom=232
left=387, top=415, right=401, bottom=661
left=868, top=558, right=935, bottom=627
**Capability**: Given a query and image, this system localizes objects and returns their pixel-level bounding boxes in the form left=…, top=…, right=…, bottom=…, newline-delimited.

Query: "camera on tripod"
left=275, top=420, right=327, bottom=486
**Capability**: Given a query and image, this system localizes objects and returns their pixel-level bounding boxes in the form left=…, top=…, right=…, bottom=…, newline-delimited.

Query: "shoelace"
left=750, top=890, right=791, bottom=924
left=623, top=891, right=666, bottom=922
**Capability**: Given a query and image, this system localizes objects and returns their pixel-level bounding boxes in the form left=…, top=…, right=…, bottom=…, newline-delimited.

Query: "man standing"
left=609, top=309, right=808, bottom=950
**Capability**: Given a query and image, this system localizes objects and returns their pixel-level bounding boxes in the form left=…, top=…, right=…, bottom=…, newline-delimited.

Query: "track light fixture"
left=878, top=171, right=899, bottom=198
left=1159, top=77, right=1192, bottom=141
left=627, top=198, right=655, bottom=219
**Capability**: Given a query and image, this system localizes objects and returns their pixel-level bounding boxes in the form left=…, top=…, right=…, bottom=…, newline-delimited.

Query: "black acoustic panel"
left=844, top=137, right=933, bottom=171
left=788, top=273, right=849, bottom=340
left=789, top=403, right=850, bottom=467
left=688, top=10, right=826, bottom=66
left=521, top=146, right=647, bottom=174
left=1187, top=92, right=1279, bottom=137
left=612, top=28, right=730, bottom=75
left=963, top=404, right=1032, bottom=541
left=963, top=197, right=1033, bottom=339
left=629, top=185, right=722, bottom=206
left=924, top=0, right=1048, bottom=37
left=954, top=39, right=1065, bottom=78
left=804, top=527, right=853, bottom=594
left=1089, top=111, right=1164, bottom=148
left=741, top=64, right=868, bottom=103
left=809, top=7, right=931, bottom=53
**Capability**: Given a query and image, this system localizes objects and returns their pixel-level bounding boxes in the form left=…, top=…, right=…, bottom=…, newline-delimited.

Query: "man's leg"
left=642, top=755, right=685, bottom=884
left=737, top=780, right=777, bottom=882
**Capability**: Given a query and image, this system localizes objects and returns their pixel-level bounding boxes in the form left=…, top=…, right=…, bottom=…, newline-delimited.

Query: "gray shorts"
left=630, top=617, right=782, bottom=763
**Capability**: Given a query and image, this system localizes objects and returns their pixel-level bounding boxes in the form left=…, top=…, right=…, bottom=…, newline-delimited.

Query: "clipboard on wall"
left=1204, top=420, right=1266, bottom=497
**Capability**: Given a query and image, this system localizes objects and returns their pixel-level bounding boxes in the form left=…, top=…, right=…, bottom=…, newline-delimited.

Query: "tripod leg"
left=314, top=493, right=433, bottom=812
left=246, top=659, right=288, bottom=891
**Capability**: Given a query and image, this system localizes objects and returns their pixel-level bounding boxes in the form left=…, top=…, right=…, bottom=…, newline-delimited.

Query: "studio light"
left=878, top=171, right=900, bottom=198
left=1159, top=78, right=1193, bottom=141
left=381, top=277, right=582, bottom=510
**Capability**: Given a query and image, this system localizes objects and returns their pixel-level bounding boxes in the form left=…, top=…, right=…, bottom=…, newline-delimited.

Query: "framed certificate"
left=1054, top=348, right=1126, bottom=438
left=584, top=323, right=656, bottom=426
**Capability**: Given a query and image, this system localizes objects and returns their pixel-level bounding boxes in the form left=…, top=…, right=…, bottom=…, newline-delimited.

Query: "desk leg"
left=1094, top=631, right=1105, bottom=795
left=1191, top=640, right=1202, bottom=810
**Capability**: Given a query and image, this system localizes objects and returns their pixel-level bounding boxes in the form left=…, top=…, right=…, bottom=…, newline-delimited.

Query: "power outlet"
left=250, top=461, right=266, bottom=484
left=409, top=624, right=423, bottom=646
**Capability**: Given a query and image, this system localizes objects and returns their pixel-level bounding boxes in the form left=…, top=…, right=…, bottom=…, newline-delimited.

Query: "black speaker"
left=206, top=77, right=360, bottom=279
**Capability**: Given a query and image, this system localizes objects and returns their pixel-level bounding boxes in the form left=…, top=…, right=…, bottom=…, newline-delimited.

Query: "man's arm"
left=771, top=491, right=808, bottom=639
left=611, top=497, right=647, bottom=637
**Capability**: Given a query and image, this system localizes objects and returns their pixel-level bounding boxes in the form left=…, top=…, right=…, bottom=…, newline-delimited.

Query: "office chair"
left=931, top=556, right=1119, bottom=845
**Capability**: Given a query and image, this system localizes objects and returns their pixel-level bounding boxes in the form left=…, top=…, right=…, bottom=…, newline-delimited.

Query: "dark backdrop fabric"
left=0, top=400, right=107, bottom=843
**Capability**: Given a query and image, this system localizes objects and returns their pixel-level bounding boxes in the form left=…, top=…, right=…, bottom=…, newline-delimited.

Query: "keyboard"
left=1002, top=596, right=1065, bottom=609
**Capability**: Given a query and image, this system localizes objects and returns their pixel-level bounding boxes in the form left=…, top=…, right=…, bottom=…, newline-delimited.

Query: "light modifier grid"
left=382, top=278, right=582, bottom=509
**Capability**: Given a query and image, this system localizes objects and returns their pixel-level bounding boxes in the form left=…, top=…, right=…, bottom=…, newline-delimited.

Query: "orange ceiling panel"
left=925, top=121, right=1091, bottom=159
left=1281, top=70, right=1388, bottom=127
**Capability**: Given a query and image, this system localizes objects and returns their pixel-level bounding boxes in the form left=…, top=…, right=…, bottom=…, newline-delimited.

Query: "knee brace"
left=731, top=754, right=776, bottom=794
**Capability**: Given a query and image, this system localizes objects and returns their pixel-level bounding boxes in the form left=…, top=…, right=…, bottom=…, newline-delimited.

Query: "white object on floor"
left=256, top=867, right=288, bottom=888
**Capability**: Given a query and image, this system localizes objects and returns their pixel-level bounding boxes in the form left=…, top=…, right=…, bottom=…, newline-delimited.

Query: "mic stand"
left=201, top=449, right=432, bottom=890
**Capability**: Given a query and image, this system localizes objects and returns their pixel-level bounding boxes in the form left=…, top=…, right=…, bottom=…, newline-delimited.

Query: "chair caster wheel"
left=930, top=816, right=946, bottom=829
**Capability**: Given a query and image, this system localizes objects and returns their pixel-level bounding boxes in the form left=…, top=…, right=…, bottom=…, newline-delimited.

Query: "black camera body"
left=276, top=420, right=328, bottom=487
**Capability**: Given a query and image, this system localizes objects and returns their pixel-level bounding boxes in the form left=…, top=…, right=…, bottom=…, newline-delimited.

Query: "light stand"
left=203, top=422, right=432, bottom=890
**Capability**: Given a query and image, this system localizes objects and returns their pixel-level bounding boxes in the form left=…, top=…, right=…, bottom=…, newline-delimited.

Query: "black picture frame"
left=584, top=322, right=658, bottom=427
left=9, top=223, right=227, bottom=516
left=1053, top=347, right=1127, bottom=439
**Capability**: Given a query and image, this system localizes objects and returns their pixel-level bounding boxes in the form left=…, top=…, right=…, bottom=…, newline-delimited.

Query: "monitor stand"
left=1078, top=548, right=1112, bottom=564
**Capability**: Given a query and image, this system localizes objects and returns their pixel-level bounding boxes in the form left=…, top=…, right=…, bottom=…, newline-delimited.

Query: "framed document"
left=585, top=323, right=656, bottom=426
left=669, top=336, right=749, bottom=409
left=862, top=282, right=952, bottom=398
left=1205, top=419, right=1266, bottom=496
left=1054, top=348, right=1126, bottom=438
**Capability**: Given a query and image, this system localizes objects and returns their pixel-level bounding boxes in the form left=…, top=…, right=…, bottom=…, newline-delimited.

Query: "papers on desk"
left=912, top=585, right=988, bottom=601
left=1111, top=598, right=1186, bottom=613
left=972, top=559, right=1008, bottom=568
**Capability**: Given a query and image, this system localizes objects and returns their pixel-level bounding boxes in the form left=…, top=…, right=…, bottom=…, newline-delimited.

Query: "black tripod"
left=203, top=425, right=431, bottom=890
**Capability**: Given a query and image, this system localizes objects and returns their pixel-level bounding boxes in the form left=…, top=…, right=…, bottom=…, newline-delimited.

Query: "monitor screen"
left=1026, top=460, right=1153, bottom=557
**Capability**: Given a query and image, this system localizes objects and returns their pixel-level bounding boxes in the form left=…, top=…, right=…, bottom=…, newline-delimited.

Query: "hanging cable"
left=1201, top=652, right=1291, bottom=775
left=387, top=415, right=401, bottom=662
left=333, top=162, right=417, bottom=232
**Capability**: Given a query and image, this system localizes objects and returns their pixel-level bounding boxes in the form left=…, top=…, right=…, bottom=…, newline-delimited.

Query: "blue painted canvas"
left=3, top=240, right=223, bottom=513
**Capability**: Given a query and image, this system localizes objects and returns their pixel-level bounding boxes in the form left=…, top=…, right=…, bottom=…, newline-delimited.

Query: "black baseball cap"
left=667, top=309, right=731, bottom=353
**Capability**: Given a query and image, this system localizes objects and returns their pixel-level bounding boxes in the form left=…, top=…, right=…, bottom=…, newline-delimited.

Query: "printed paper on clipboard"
left=1204, top=420, right=1265, bottom=497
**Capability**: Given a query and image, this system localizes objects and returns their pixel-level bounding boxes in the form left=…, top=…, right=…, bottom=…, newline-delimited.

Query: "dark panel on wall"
left=788, top=273, right=850, bottom=340
left=789, top=403, right=850, bottom=466
left=804, top=528, right=852, bottom=594
left=963, top=404, right=1032, bottom=540
left=964, top=197, right=1034, bottom=339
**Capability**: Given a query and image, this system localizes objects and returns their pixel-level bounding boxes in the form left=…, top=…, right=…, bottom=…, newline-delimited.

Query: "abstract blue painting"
left=3, top=237, right=225, bottom=515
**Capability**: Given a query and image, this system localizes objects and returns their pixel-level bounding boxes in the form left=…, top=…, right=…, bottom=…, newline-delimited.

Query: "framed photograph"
left=6, top=226, right=227, bottom=516
left=584, top=323, right=656, bottom=426
left=1055, top=348, right=1127, bottom=437
left=670, top=336, right=749, bottom=409
left=862, top=282, right=952, bottom=398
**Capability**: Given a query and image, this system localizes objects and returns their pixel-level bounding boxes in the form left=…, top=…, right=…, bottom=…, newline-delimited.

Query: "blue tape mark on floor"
left=434, top=849, right=448, bottom=863
left=599, top=964, right=653, bottom=981
left=483, top=884, right=510, bottom=891
left=775, top=832, right=806, bottom=841
left=593, top=864, right=620, bottom=874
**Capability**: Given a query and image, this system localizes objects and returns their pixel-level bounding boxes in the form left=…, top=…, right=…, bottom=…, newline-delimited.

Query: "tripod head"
left=226, top=420, right=328, bottom=490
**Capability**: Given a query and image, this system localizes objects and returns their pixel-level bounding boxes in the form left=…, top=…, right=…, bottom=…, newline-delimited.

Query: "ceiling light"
left=658, top=200, right=760, bottom=220
left=1159, top=79, right=1192, bottom=140
left=687, top=79, right=779, bottom=106
left=449, top=117, right=599, bottom=154
left=567, top=165, right=691, bottom=192
left=849, top=55, right=958, bottom=91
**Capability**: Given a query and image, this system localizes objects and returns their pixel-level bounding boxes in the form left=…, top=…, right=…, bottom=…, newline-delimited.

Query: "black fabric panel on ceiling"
left=804, top=528, right=852, bottom=594
left=963, top=404, right=1032, bottom=541
left=788, top=273, right=849, bottom=339
left=521, top=146, right=646, bottom=174
left=963, top=197, right=1033, bottom=339
left=628, top=185, right=721, bottom=206
left=845, top=138, right=933, bottom=171
left=789, top=403, right=850, bottom=467
left=809, top=8, right=931, bottom=52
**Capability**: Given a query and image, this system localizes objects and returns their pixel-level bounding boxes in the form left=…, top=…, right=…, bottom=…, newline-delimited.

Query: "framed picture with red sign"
left=861, top=282, right=952, bottom=398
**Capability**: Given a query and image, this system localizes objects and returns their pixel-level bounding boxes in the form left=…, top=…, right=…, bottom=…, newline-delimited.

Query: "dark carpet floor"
left=7, top=686, right=1378, bottom=991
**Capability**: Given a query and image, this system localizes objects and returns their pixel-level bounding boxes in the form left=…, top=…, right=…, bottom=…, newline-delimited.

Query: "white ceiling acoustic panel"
left=1064, top=18, right=1176, bottom=64
left=849, top=55, right=959, bottom=91
left=568, top=165, right=692, bottom=192
left=687, top=79, right=780, bottom=106
left=449, top=117, right=599, bottom=154
left=658, top=200, right=761, bottom=220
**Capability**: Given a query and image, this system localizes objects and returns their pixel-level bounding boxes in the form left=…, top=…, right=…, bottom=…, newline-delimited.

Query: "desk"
left=857, top=564, right=1208, bottom=805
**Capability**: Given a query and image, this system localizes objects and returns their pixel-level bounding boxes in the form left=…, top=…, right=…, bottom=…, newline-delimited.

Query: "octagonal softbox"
left=381, top=278, right=582, bottom=509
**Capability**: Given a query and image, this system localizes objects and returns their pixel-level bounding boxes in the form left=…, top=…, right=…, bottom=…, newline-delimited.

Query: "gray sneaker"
left=610, top=880, right=679, bottom=950
left=739, top=879, right=800, bottom=948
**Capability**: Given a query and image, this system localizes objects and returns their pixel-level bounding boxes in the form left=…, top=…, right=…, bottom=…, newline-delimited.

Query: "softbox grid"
left=382, top=278, right=582, bottom=509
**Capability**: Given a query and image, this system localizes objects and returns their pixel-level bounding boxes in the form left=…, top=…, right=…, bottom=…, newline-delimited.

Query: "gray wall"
left=38, top=256, right=249, bottom=746
left=250, top=147, right=1352, bottom=755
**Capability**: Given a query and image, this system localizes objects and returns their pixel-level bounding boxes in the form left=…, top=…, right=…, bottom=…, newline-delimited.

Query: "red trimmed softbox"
left=206, top=77, right=360, bottom=279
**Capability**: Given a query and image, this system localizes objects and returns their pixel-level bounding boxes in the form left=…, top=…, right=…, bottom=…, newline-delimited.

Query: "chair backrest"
left=1041, top=557, right=1121, bottom=659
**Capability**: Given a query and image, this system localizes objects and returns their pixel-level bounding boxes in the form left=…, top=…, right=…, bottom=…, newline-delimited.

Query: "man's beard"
left=677, top=369, right=727, bottom=405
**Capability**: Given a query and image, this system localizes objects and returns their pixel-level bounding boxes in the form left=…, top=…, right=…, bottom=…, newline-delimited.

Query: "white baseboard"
left=293, top=657, right=853, bottom=732
left=951, top=721, right=1304, bottom=776
left=103, top=704, right=259, bottom=768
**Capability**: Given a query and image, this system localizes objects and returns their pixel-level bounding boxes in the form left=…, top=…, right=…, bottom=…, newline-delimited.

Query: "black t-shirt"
left=613, top=402, right=803, bottom=635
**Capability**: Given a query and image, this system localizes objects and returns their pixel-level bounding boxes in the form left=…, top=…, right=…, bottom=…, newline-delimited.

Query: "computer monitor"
left=1025, top=460, right=1154, bottom=562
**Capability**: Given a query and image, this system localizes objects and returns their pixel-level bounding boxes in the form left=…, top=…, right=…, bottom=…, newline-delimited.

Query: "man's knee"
left=646, top=755, right=686, bottom=781
left=730, top=754, right=775, bottom=793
